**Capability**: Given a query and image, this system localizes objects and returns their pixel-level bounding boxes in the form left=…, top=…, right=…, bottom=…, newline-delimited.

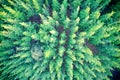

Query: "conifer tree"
left=0, top=0, right=120, bottom=80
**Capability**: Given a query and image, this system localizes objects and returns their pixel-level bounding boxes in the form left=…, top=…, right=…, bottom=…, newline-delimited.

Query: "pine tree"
left=0, top=0, right=120, bottom=80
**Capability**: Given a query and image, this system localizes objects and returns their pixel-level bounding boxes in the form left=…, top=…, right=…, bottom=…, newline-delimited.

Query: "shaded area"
left=85, top=40, right=98, bottom=54
left=28, top=14, right=42, bottom=24
left=110, top=69, right=120, bottom=80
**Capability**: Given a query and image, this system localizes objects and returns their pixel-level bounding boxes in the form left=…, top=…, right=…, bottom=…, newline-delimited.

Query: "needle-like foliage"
left=0, top=0, right=120, bottom=80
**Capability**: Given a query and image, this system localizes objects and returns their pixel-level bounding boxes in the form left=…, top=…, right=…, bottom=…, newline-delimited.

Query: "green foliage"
left=0, top=0, right=120, bottom=80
